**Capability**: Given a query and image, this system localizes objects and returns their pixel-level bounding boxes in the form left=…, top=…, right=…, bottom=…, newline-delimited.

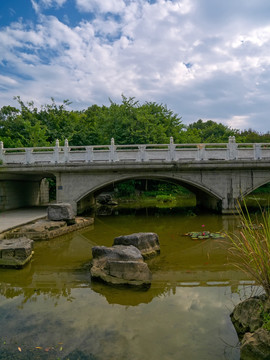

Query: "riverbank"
left=0, top=207, right=47, bottom=236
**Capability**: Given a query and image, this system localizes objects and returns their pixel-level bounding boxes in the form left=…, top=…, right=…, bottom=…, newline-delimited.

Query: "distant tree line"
left=0, top=95, right=269, bottom=148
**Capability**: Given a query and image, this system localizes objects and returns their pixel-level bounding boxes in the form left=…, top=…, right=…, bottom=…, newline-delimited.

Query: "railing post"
left=52, top=139, right=60, bottom=163
left=0, top=141, right=4, bottom=164
left=169, top=137, right=175, bottom=161
left=109, top=138, right=117, bottom=162
left=254, top=143, right=262, bottom=160
left=196, top=144, right=205, bottom=160
left=64, top=139, right=70, bottom=163
left=138, top=145, right=146, bottom=162
left=227, top=136, right=238, bottom=160
left=25, top=148, right=33, bottom=164
left=85, top=146, right=93, bottom=162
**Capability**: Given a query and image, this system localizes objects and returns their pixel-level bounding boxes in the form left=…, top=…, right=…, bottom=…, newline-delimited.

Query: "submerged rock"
left=0, top=237, right=34, bottom=267
left=91, top=245, right=152, bottom=287
left=113, top=232, right=160, bottom=258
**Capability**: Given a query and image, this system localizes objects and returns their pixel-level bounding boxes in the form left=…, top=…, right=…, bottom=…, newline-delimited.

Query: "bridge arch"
left=73, top=173, right=223, bottom=214
left=239, top=177, right=270, bottom=198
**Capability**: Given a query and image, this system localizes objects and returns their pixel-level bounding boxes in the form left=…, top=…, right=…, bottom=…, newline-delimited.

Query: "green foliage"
left=1, top=96, right=270, bottom=149
left=155, top=194, right=176, bottom=202
left=228, top=201, right=270, bottom=297
left=262, top=310, right=270, bottom=331
left=185, top=231, right=225, bottom=239
left=0, top=95, right=183, bottom=147
left=252, top=183, right=270, bottom=194
left=183, top=119, right=238, bottom=143
left=114, top=180, right=137, bottom=197
left=237, top=128, right=270, bottom=143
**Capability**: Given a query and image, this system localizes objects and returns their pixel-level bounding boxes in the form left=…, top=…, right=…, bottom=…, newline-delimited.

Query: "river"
left=0, top=205, right=261, bottom=360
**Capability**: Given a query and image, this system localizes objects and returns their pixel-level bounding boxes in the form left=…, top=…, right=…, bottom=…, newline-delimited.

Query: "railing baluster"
left=169, top=137, right=175, bottom=161
left=196, top=144, right=205, bottom=160
left=227, top=136, right=238, bottom=160
left=52, top=139, right=60, bottom=163
left=0, top=141, right=4, bottom=164
left=85, top=146, right=93, bottom=162
left=64, top=139, right=70, bottom=163
left=254, top=144, right=262, bottom=160
left=25, top=148, right=33, bottom=164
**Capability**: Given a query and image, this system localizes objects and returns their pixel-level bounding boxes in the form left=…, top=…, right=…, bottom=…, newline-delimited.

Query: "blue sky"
left=0, top=0, right=270, bottom=132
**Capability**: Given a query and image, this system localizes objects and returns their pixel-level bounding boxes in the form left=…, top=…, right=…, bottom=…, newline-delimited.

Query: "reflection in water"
left=0, top=209, right=257, bottom=359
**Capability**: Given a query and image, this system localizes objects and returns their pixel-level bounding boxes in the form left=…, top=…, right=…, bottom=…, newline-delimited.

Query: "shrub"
left=228, top=202, right=270, bottom=297
left=156, top=194, right=176, bottom=203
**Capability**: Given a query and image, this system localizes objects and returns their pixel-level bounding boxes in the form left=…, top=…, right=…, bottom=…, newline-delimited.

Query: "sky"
left=0, top=0, right=270, bottom=132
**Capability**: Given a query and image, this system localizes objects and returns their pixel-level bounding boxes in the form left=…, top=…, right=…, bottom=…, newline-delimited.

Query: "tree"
left=186, top=119, right=238, bottom=143
left=95, top=95, right=183, bottom=144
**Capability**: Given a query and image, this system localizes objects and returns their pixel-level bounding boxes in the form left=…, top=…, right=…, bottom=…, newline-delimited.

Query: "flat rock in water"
left=91, top=245, right=152, bottom=287
left=47, top=203, right=75, bottom=222
left=0, top=237, right=34, bottom=267
left=18, top=219, right=67, bottom=233
left=113, top=232, right=160, bottom=258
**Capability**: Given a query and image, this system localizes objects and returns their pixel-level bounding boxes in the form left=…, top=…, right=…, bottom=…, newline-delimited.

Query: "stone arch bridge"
left=1, top=137, right=270, bottom=214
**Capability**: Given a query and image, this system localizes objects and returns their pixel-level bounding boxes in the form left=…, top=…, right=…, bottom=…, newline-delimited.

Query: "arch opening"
left=0, top=173, right=56, bottom=211
left=242, top=180, right=270, bottom=210
left=76, top=175, right=222, bottom=215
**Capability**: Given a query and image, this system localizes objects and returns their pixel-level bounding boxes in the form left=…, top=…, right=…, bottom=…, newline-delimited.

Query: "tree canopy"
left=0, top=96, right=269, bottom=148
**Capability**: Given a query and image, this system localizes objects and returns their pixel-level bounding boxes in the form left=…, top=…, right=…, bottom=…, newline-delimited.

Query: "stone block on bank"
left=47, top=203, right=75, bottom=223
left=0, top=237, right=34, bottom=267
left=91, top=245, right=152, bottom=287
left=230, top=296, right=266, bottom=335
left=113, top=232, right=160, bottom=258
left=241, top=328, right=270, bottom=360
left=231, top=294, right=270, bottom=359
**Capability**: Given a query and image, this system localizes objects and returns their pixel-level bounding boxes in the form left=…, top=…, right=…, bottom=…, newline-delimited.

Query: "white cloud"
left=0, top=0, right=270, bottom=131
left=223, top=116, right=251, bottom=131
left=76, top=0, right=126, bottom=14
left=0, top=75, right=18, bottom=86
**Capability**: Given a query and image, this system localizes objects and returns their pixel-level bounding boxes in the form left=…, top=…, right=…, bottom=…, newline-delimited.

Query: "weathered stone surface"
left=241, top=328, right=270, bottom=360
left=91, top=245, right=152, bottom=287
left=47, top=203, right=75, bottom=222
left=96, top=193, right=118, bottom=206
left=0, top=237, right=34, bottom=267
left=113, top=232, right=160, bottom=258
left=4, top=217, right=94, bottom=241
left=231, top=297, right=263, bottom=337
left=231, top=295, right=266, bottom=336
left=20, top=219, right=67, bottom=233
left=231, top=295, right=270, bottom=359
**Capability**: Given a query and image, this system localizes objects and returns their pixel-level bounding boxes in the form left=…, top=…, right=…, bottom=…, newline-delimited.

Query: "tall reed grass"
left=229, top=201, right=270, bottom=297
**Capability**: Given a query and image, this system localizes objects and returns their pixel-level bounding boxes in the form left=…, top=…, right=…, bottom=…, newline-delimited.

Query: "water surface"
left=0, top=209, right=257, bottom=360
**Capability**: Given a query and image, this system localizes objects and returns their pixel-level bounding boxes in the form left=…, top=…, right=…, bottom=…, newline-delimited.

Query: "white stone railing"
left=0, top=137, right=270, bottom=165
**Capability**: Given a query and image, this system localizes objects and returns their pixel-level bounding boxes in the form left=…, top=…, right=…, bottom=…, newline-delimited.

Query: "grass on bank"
left=228, top=201, right=270, bottom=297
